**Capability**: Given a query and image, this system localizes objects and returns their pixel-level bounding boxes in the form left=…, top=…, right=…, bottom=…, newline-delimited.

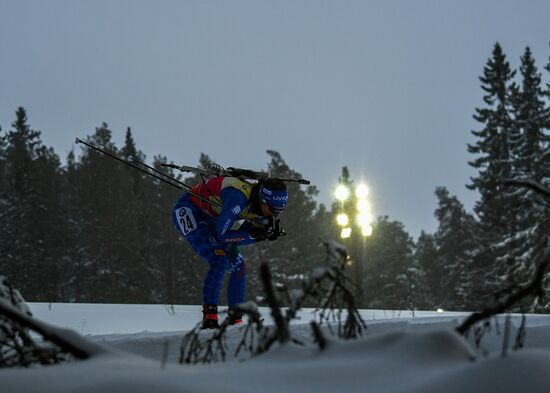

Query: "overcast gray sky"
left=1, top=0, right=549, bottom=238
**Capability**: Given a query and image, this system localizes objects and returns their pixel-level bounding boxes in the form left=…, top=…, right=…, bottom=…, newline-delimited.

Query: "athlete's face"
left=261, top=203, right=282, bottom=218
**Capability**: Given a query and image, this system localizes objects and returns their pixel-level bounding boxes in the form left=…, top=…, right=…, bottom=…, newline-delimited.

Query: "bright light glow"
left=346, top=259, right=353, bottom=267
left=336, top=213, right=349, bottom=226
left=436, top=308, right=444, bottom=313
left=361, top=225, right=373, bottom=237
left=356, top=200, right=371, bottom=213
left=356, top=212, right=374, bottom=227
left=355, top=184, right=369, bottom=199
left=340, top=227, right=352, bottom=239
left=335, top=185, right=350, bottom=201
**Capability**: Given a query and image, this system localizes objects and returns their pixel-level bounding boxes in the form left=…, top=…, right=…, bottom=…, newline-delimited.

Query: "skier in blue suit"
left=173, top=176, right=288, bottom=329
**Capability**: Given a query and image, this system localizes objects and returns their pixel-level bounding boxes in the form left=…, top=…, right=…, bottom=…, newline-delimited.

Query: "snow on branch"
left=456, top=243, right=550, bottom=335
left=179, top=240, right=366, bottom=364
left=179, top=321, right=230, bottom=364
left=0, top=277, right=108, bottom=367
left=504, top=179, right=550, bottom=199
left=457, top=178, right=550, bottom=336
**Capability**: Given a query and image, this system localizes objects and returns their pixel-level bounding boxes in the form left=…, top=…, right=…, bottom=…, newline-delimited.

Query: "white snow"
left=2, top=303, right=550, bottom=393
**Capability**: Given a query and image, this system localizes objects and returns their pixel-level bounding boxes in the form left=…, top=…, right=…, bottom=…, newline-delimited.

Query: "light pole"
left=334, top=182, right=374, bottom=306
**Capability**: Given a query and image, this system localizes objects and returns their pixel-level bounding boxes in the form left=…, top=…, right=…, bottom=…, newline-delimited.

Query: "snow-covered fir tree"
left=432, top=187, right=477, bottom=310
left=504, top=47, right=550, bottom=303
left=0, top=108, right=66, bottom=301
left=414, top=231, right=439, bottom=309
left=467, top=42, right=518, bottom=304
left=364, top=216, right=424, bottom=310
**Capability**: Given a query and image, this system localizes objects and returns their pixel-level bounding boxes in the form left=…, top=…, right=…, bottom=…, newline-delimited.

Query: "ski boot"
left=225, top=308, right=244, bottom=325
left=201, top=304, right=220, bottom=329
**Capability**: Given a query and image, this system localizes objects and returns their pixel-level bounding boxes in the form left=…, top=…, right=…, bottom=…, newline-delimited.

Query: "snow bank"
left=3, top=326, right=550, bottom=393
left=2, top=303, right=550, bottom=393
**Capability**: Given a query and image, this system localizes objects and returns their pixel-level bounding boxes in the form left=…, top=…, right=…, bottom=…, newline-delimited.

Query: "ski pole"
left=74, top=138, right=223, bottom=208
left=75, top=138, right=185, bottom=191
left=127, top=157, right=225, bottom=209
left=126, top=155, right=194, bottom=191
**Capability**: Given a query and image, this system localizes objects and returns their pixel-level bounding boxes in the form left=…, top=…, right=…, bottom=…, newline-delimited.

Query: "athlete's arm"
left=216, top=188, right=258, bottom=245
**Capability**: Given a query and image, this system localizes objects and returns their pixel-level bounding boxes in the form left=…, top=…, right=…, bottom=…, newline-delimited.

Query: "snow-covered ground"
left=3, top=303, right=550, bottom=392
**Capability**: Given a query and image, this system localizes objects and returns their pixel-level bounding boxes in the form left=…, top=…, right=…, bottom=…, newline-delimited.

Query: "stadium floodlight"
left=335, top=184, right=350, bottom=202
left=334, top=179, right=374, bottom=239
left=361, top=225, right=373, bottom=237
left=356, top=199, right=371, bottom=213
left=355, top=184, right=369, bottom=199
left=356, top=212, right=373, bottom=228
left=336, top=213, right=349, bottom=226
left=340, top=227, right=352, bottom=239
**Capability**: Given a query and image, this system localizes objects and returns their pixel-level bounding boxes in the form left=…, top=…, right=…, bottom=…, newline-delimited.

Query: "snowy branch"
left=0, top=299, right=108, bottom=362
left=456, top=243, right=550, bottom=335
left=260, top=262, right=290, bottom=344
left=504, top=179, right=550, bottom=198
left=179, top=319, right=231, bottom=364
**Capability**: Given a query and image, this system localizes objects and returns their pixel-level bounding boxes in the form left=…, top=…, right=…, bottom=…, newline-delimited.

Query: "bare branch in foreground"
left=0, top=300, right=106, bottom=361
left=260, top=262, right=290, bottom=344
left=456, top=245, right=550, bottom=335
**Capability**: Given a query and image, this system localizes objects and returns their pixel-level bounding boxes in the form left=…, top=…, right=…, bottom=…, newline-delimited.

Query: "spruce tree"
left=0, top=124, right=6, bottom=209
left=468, top=42, right=516, bottom=230
left=432, top=187, right=477, bottom=310
left=117, top=128, right=159, bottom=302
left=467, top=43, right=517, bottom=303
left=74, top=123, right=127, bottom=301
left=0, top=108, right=64, bottom=300
left=414, top=231, right=440, bottom=308
left=364, top=216, right=421, bottom=310
left=504, top=47, right=550, bottom=299
left=62, top=148, right=89, bottom=301
left=0, top=125, right=5, bottom=179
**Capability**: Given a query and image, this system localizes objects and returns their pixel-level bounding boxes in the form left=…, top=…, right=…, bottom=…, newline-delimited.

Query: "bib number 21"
left=176, top=207, right=197, bottom=235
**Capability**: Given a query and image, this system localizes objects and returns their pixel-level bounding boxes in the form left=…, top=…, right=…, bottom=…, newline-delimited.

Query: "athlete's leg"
left=226, top=245, right=247, bottom=309
left=173, top=196, right=230, bottom=306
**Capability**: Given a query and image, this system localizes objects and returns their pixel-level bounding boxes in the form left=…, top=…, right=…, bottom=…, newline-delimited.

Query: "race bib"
left=175, top=207, right=198, bottom=235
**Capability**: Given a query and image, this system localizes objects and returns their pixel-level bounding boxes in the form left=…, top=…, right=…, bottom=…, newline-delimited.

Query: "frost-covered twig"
left=310, top=321, right=327, bottom=350
left=179, top=321, right=229, bottom=364
left=513, top=314, right=526, bottom=351
left=1, top=276, right=107, bottom=367
left=457, top=179, right=550, bottom=337
left=179, top=240, right=366, bottom=363
left=233, top=301, right=276, bottom=356
left=260, top=262, right=290, bottom=344
left=456, top=244, right=550, bottom=335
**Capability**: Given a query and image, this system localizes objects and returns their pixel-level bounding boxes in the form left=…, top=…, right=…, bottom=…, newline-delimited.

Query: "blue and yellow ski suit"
left=172, top=176, right=267, bottom=308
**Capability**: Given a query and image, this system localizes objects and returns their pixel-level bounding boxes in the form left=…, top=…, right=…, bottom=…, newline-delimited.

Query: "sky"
left=1, top=0, right=549, bottom=238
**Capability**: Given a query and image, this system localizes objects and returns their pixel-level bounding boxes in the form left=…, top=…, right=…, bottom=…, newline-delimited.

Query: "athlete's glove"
left=266, top=219, right=284, bottom=241
left=249, top=218, right=284, bottom=242
left=249, top=224, right=270, bottom=241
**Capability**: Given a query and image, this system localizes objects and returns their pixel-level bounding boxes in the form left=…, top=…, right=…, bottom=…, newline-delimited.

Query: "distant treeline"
left=1, top=42, right=549, bottom=311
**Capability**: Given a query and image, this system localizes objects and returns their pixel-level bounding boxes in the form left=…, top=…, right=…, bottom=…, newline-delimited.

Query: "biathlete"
left=173, top=176, right=288, bottom=329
